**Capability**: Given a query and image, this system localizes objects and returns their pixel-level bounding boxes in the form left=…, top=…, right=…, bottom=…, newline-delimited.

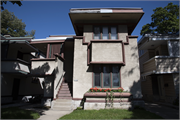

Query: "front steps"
left=57, top=83, right=72, bottom=99
left=52, top=99, right=72, bottom=111
left=52, top=83, right=72, bottom=111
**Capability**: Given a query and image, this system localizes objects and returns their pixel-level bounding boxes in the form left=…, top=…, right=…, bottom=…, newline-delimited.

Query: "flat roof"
left=70, top=7, right=143, bottom=10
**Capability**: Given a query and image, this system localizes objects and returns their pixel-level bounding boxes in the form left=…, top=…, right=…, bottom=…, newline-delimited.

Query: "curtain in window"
left=103, top=65, right=110, bottom=87
left=112, top=66, right=120, bottom=87
left=111, top=27, right=117, bottom=39
left=94, top=65, right=101, bottom=87
left=94, top=27, right=100, bottom=39
left=102, top=27, right=108, bottom=39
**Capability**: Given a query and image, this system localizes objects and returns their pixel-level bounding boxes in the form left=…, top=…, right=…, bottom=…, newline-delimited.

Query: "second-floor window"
left=94, top=26, right=117, bottom=40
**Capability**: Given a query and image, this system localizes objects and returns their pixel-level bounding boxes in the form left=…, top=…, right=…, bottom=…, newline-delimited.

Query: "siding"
left=139, top=51, right=149, bottom=73
left=163, top=74, right=176, bottom=96
left=143, top=58, right=156, bottom=73
left=141, top=76, right=153, bottom=101
left=163, top=74, right=176, bottom=103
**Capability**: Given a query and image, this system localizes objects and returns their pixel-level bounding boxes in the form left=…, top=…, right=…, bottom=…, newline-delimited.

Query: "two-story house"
left=1, top=8, right=144, bottom=110
left=1, top=35, right=45, bottom=104
left=138, top=33, right=179, bottom=104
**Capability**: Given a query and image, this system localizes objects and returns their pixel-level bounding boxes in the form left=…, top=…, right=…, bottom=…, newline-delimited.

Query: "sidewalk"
left=2, top=103, right=73, bottom=120
left=144, top=103, right=179, bottom=119
left=19, top=104, right=73, bottom=120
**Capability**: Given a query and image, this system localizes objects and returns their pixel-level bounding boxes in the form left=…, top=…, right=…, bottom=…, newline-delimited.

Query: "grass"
left=1, top=107, right=40, bottom=119
left=59, top=108, right=163, bottom=119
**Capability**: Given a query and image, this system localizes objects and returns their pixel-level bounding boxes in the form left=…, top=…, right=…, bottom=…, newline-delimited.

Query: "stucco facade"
left=1, top=8, right=145, bottom=109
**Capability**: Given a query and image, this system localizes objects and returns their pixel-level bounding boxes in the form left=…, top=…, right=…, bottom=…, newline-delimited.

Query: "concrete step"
left=57, top=97, right=72, bottom=99
left=61, top=86, right=69, bottom=89
left=59, top=91, right=71, bottom=94
left=55, top=99, right=72, bottom=102
left=58, top=94, right=71, bottom=97
left=62, top=83, right=68, bottom=86
left=52, top=106, right=71, bottom=111
left=54, top=102, right=72, bottom=106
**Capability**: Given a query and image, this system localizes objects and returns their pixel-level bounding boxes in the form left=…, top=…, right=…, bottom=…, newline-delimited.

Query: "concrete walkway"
left=19, top=104, right=73, bottom=120
left=2, top=103, right=73, bottom=120
left=2, top=102, right=179, bottom=119
left=144, top=103, right=179, bottom=119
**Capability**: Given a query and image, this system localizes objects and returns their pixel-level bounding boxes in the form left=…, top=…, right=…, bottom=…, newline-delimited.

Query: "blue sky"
left=2, top=1, right=179, bottom=41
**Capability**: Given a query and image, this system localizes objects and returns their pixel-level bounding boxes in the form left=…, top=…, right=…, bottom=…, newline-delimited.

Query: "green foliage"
left=76, top=107, right=83, bottom=110
left=105, top=91, right=114, bottom=108
left=1, top=9, right=36, bottom=38
left=1, top=107, right=40, bottom=119
left=141, top=2, right=179, bottom=35
left=1, top=1, right=22, bottom=10
left=59, top=108, right=163, bottom=119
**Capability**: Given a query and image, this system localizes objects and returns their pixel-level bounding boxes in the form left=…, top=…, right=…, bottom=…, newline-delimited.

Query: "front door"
left=12, top=78, right=20, bottom=100
left=157, top=76, right=165, bottom=100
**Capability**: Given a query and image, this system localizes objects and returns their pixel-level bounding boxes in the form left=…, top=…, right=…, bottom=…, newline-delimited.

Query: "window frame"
left=93, top=65, right=121, bottom=88
left=93, top=26, right=118, bottom=40
left=93, top=65, right=102, bottom=88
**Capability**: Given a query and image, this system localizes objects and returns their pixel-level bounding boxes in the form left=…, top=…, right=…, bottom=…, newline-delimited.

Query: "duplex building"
left=1, top=8, right=144, bottom=109
left=138, top=33, right=179, bottom=104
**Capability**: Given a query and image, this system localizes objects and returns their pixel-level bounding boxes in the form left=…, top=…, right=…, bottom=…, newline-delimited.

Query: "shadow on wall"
left=156, top=58, right=179, bottom=72
left=131, top=46, right=139, bottom=63
left=129, top=80, right=142, bottom=98
left=31, top=62, right=50, bottom=75
left=125, top=45, right=142, bottom=99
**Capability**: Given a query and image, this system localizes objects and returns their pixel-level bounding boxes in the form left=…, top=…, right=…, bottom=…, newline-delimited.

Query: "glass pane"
left=111, top=27, right=117, bottom=39
left=95, top=73, right=100, bottom=86
left=102, top=27, right=108, bottom=39
left=112, top=66, right=120, bottom=86
left=103, top=65, right=110, bottom=87
left=94, top=27, right=100, bottom=39
left=94, top=65, right=101, bottom=87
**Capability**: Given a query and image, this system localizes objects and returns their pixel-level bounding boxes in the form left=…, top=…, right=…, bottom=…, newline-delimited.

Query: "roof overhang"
left=1, top=40, right=38, bottom=52
left=138, top=34, right=180, bottom=50
left=69, top=8, right=144, bottom=35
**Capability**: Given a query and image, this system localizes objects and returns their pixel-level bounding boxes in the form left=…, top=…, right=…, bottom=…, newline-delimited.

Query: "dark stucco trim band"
left=31, top=58, right=56, bottom=61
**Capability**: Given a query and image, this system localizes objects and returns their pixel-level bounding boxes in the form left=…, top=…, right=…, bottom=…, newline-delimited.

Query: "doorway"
left=12, top=78, right=20, bottom=100
left=157, top=76, right=165, bottom=100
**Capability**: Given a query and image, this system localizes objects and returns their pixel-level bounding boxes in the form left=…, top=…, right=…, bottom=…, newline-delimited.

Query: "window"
left=48, top=44, right=61, bottom=58
left=93, top=65, right=120, bottom=88
left=93, top=26, right=117, bottom=39
left=94, top=27, right=101, bottom=39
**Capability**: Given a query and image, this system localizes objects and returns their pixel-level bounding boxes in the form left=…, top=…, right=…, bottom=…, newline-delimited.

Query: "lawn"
left=1, top=107, right=40, bottom=119
left=59, top=108, right=163, bottom=119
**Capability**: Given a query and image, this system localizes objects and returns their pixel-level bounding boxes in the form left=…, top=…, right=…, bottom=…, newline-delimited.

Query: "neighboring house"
left=1, top=35, right=45, bottom=104
left=138, top=33, right=179, bottom=104
left=1, top=8, right=144, bottom=109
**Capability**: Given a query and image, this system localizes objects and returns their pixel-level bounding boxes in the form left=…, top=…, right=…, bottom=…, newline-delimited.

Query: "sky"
left=2, top=0, right=179, bottom=41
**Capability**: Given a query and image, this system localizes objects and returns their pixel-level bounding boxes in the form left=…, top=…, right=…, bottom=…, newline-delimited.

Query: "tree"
left=140, top=2, right=179, bottom=35
left=1, top=9, right=36, bottom=38
left=1, top=1, right=22, bottom=10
